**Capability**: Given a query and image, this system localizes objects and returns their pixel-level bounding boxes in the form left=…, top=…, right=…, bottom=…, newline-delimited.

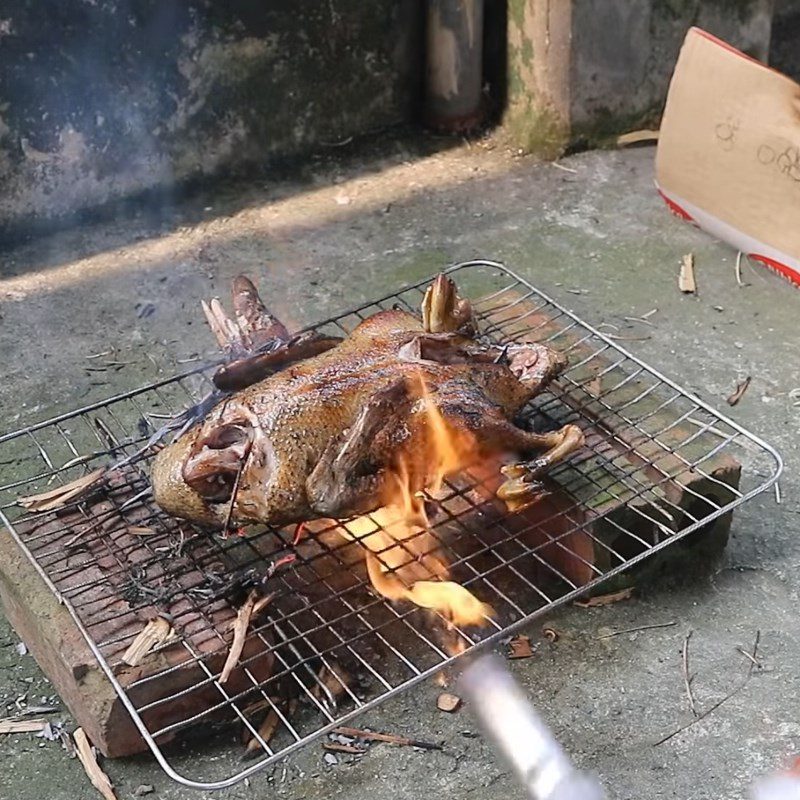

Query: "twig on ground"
left=683, top=631, right=699, bottom=717
left=735, top=252, right=746, bottom=287
left=745, top=630, right=761, bottom=676
left=332, top=726, right=441, bottom=750
left=575, top=587, right=633, bottom=607
left=654, top=630, right=761, bottom=746
left=727, top=376, right=752, bottom=407
left=596, top=621, right=677, bottom=639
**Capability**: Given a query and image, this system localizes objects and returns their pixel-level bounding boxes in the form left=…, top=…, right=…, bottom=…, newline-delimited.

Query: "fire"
left=340, top=372, right=494, bottom=630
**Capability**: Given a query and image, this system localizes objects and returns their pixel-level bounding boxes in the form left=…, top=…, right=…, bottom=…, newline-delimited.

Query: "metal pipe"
left=459, top=653, right=605, bottom=800
left=425, top=0, right=485, bottom=132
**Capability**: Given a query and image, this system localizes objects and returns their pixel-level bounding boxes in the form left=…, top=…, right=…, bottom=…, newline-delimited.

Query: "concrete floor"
left=1, top=139, right=799, bottom=800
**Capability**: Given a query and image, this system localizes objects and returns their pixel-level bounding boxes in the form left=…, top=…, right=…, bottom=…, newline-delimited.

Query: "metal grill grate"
left=0, top=261, right=782, bottom=789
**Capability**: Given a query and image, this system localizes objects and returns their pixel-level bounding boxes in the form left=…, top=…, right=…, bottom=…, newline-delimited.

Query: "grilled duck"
left=150, top=274, right=584, bottom=625
left=152, top=275, right=583, bottom=527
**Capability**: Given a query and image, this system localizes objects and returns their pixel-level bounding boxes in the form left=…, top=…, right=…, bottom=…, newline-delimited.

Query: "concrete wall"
left=505, top=0, right=775, bottom=154
left=0, top=1, right=423, bottom=235
left=569, top=0, right=774, bottom=136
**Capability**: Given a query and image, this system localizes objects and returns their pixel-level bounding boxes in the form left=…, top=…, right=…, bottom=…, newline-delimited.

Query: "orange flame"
left=340, top=372, right=494, bottom=630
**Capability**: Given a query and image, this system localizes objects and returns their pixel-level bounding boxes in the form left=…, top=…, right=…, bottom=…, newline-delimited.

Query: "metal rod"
left=460, top=654, right=605, bottom=800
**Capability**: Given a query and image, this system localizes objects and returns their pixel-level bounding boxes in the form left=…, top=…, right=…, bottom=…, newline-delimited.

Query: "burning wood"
left=121, top=617, right=177, bottom=667
left=73, top=727, right=118, bottom=800
left=18, top=468, right=106, bottom=511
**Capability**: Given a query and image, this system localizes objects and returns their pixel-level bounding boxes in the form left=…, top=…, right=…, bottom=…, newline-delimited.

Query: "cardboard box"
left=656, top=28, right=800, bottom=285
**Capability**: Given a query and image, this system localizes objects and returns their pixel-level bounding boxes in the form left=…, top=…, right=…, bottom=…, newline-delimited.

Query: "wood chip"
left=252, top=592, right=275, bottom=616
left=332, top=726, right=441, bottom=750
left=73, top=727, right=118, bottom=800
left=323, top=742, right=367, bottom=755
left=246, top=709, right=280, bottom=754
left=542, top=626, right=560, bottom=642
left=678, top=253, right=696, bottom=294
left=311, top=662, right=351, bottom=704
left=17, top=468, right=106, bottom=511
left=244, top=697, right=297, bottom=753
left=617, top=129, right=660, bottom=147
left=121, top=617, right=176, bottom=667
left=436, top=692, right=462, bottom=712
left=220, top=590, right=258, bottom=684
left=727, top=376, right=752, bottom=406
left=0, top=718, right=49, bottom=734
left=127, top=526, right=158, bottom=536
left=507, top=635, right=535, bottom=659
left=575, top=587, right=634, bottom=608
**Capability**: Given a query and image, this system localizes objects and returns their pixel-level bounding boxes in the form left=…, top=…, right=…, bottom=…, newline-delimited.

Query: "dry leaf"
left=436, top=692, right=462, bottom=712
left=587, top=376, right=602, bottom=397
left=121, top=617, right=176, bottom=667
left=0, top=718, right=48, bottom=734
left=220, top=590, right=259, bottom=684
left=574, top=587, right=634, bottom=608
left=727, top=376, right=752, bottom=406
left=73, top=727, right=118, bottom=800
left=18, top=468, right=106, bottom=512
left=617, top=129, right=660, bottom=147
left=678, top=254, right=696, bottom=294
left=507, top=635, right=535, bottom=659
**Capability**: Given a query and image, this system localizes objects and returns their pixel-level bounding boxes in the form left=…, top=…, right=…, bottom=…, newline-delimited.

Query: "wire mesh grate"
left=0, top=261, right=782, bottom=789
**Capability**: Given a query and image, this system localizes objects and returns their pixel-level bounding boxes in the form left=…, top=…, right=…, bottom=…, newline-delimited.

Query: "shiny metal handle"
left=459, top=653, right=606, bottom=800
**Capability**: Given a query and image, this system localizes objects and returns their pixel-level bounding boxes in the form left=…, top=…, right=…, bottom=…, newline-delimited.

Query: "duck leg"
left=492, top=422, right=585, bottom=511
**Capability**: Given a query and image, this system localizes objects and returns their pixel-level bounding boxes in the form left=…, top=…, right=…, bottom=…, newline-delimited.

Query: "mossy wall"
left=0, top=0, right=423, bottom=234
left=504, top=0, right=774, bottom=154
